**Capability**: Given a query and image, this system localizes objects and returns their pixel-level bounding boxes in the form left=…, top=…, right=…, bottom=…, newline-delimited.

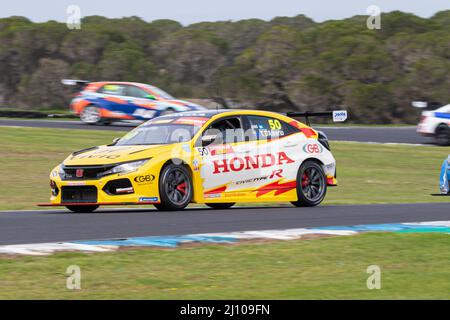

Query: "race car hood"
left=63, top=144, right=173, bottom=166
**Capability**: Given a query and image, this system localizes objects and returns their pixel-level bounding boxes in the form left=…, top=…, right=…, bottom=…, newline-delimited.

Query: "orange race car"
left=62, top=79, right=206, bottom=125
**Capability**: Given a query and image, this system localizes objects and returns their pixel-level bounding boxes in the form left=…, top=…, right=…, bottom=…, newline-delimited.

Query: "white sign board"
left=332, top=110, right=347, bottom=122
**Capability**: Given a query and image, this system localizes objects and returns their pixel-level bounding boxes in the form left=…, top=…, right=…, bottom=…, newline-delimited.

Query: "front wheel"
left=291, top=161, right=327, bottom=207
left=436, top=125, right=450, bottom=146
left=66, top=205, right=99, bottom=213
left=155, top=164, right=193, bottom=211
left=205, top=203, right=235, bottom=209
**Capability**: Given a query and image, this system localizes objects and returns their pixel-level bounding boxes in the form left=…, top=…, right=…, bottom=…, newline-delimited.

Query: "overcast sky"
left=1, top=0, right=449, bottom=24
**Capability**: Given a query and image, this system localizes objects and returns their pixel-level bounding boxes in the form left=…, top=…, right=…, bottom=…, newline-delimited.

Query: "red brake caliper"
left=301, top=173, right=309, bottom=187
left=176, top=182, right=186, bottom=195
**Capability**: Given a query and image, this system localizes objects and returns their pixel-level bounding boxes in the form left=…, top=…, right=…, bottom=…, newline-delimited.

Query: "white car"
left=417, top=104, right=450, bottom=145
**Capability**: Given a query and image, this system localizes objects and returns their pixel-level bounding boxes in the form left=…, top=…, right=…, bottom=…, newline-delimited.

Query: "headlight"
left=58, top=165, right=65, bottom=179
left=98, top=159, right=149, bottom=177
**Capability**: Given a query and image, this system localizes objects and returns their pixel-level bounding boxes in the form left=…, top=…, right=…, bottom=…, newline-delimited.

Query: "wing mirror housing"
left=201, top=134, right=217, bottom=146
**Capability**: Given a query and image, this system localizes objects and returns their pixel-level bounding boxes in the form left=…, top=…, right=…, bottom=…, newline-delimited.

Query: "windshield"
left=144, top=85, right=175, bottom=100
left=115, top=124, right=199, bottom=146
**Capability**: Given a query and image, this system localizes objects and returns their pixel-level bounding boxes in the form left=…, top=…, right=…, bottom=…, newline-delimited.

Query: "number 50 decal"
left=268, top=119, right=282, bottom=130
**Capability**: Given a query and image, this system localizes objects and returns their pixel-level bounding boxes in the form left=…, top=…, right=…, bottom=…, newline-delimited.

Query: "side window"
left=125, top=85, right=150, bottom=99
left=201, top=117, right=243, bottom=146
left=246, top=116, right=297, bottom=141
left=282, top=121, right=300, bottom=135
left=98, top=84, right=125, bottom=96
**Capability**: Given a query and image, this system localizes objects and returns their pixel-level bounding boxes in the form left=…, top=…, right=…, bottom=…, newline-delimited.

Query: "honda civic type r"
left=40, top=109, right=344, bottom=212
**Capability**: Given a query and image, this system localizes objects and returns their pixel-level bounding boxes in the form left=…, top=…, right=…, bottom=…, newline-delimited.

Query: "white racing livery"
left=416, top=103, right=450, bottom=145
left=190, top=109, right=346, bottom=207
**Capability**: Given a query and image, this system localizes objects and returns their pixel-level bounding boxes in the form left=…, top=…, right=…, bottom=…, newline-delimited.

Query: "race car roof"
left=143, top=109, right=302, bottom=123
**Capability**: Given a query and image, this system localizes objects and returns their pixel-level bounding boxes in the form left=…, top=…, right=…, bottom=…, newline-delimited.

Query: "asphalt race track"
left=0, top=119, right=434, bottom=144
left=317, top=126, right=433, bottom=145
left=0, top=119, right=443, bottom=246
left=1, top=203, right=449, bottom=245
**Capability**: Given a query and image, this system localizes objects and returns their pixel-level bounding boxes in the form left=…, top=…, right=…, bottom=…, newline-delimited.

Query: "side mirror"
left=112, top=137, right=120, bottom=144
left=145, top=94, right=157, bottom=101
left=201, top=134, right=217, bottom=146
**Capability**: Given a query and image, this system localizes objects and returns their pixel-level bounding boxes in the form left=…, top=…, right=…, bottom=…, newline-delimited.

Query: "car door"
left=240, top=115, right=302, bottom=199
left=96, top=84, right=130, bottom=118
left=123, top=85, right=158, bottom=120
left=195, top=116, right=254, bottom=200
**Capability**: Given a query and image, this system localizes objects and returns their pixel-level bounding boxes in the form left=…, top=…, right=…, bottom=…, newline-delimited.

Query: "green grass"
left=325, top=141, right=448, bottom=204
left=0, top=127, right=448, bottom=210
left=0, top=127, right=121, bottom=210
left=0, top=232, right=449, bottom=299
left=0, top=127, right=448, bottom=299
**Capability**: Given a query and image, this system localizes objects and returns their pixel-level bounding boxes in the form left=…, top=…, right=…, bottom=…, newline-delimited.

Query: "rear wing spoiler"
left=411, top=101, right=442, bottom=111
left=286, top=110, right=347, bottom=126
left=61, top=79, right=91, bottom=89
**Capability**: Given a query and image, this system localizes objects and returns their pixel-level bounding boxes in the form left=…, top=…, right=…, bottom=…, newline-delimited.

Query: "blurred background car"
left=416, top=102, right=450, bottom=146
left=63, top=79, right=206, bottom=125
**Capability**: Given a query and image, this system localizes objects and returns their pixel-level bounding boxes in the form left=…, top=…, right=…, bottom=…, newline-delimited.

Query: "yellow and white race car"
left=40, top=109, right=346, bottom=212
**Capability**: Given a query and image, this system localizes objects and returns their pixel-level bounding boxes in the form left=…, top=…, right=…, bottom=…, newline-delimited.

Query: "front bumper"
left=42, top=170, right=160, bottom=206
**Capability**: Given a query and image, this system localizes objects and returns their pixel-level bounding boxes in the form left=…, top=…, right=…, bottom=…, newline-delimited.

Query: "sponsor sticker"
left=212, top=152, right=294, bottom=174
left=173, top=117, right=209, bottom=126
left=193, top=159, right=200, bottom=171
left=209, top=144, right=234, bottom=156
left=303, top=143, right=323, bottom=154
left=332, top=110, right=347, bottom=122
left=150, top=119, right=173, bottom=124
left=134, top=175, right=155, bottom=184
left=224, top=192, right=247, bottom=197
left=66, top=181, right=87, bottom=186
left=204, top=193, right=221, bottom=198
left=139, top=197, right=158, bottom=202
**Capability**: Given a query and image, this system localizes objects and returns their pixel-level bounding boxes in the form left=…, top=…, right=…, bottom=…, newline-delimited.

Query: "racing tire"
left=205, top=203, right=235, bottom=209
left=155, top=164, right=193, bottom=211
left=65, top=205, right=99, bottom=213
left=435, top=125, right=450, bottom=146
left=291, top=161, right=327, bottom=207
left=80, top=105, right=103, bottom=125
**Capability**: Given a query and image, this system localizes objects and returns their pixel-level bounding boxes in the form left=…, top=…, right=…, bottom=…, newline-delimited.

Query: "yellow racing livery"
left=40, top=109, right=343, bottom=212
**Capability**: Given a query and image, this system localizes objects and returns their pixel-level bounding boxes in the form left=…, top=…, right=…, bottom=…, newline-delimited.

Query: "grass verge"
left=0, top=232, right=449, bottom=299
left=0, top=127, right=448, bottom=210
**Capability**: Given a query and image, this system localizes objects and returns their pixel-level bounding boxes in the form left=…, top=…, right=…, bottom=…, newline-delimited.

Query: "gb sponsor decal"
left=303, top=143, right=323, bottom=154
left=134, top=175, right=155, bottom=184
